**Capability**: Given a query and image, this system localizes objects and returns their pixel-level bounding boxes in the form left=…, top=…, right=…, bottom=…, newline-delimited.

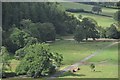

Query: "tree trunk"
left=93, top=38, right=96, bottom=40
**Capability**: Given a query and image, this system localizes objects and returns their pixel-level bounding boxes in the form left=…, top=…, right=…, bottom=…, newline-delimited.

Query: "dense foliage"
left=2, top=2, right=78, bottom=35
left=114, top=11, right=120, bottom=21
left=74, top=17, right=100, bottom=42
left=74, top=25, right=85, bottom=42
left=106, top=24, right=120, bottom=39
left=1, top=46, right=11, bottom=76
left=16, top=43, right=63, bottom=77
left=20, top=19, right=56, bottom=42
left=2, top=2, right=81, bottom=53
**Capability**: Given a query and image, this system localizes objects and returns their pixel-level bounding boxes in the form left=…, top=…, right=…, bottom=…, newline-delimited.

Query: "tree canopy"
left=16, top=43, right=63, bottom=77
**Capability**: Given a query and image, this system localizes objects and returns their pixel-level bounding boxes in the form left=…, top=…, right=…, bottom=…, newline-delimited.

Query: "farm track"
left=49, top=41, right=119, bottom=80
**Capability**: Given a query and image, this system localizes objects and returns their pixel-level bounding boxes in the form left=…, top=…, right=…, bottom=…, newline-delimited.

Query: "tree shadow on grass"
left=95, top=71, right=101, bottom=72
left=2, top=72, right=16, bottom=78
left=59, top=71, right=86, bottom=77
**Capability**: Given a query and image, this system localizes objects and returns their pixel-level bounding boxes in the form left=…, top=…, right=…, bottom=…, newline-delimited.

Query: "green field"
left=50, top=40, right=117, bottom=64
left=49, top=40, right=118, bottom=78
left=74, top=13, right=116, bottom=28
left=60, top=2, right=118, bottom=28
left=60, top=2, right=118, bottom=16
left=59, top=64, right=118, bottom=78
left=8, top=40, right=118, bottom=78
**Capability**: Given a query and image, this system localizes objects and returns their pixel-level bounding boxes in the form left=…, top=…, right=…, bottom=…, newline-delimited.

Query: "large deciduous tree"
left=4, top=27, right=38, bottom=53
left=74, top=25, right=85, bottom=42
left=16, top=43, right=63, bottom=78
left=82, top=18, right=100, bottom=40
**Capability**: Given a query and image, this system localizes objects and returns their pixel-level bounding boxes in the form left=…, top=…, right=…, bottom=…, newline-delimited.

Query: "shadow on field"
left=2, top=72, right=16, bottom=78
left=59, top=71, right=86, bottom=77
left=95, top=71, right=101, bottom=72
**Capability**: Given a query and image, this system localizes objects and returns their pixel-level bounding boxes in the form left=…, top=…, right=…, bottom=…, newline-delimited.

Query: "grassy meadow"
left=51, top=40, right=118, bottom=78
left=49, top=40, right=116, bottom=64
left=60, top=2, right=118, bottom=28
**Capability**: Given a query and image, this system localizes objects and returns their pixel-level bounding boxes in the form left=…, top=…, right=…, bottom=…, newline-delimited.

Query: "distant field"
left=60, top=2, right=117, bottom=28
left=60, top=2, right=118, bottom=16
left=74, top=13, right=116, bottom=28
left=60, top=2, right=92, bottom=11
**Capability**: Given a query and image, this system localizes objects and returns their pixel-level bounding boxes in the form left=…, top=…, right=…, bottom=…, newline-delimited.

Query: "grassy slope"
left=60, top=2, right=117, bottom=28
left=53, top=41, right=118, bottom=78
left=50, top=40, right=115, bottom=64
left=88, top=43, right=118, bottom=63
left=74, top=13, right=116, bottom=28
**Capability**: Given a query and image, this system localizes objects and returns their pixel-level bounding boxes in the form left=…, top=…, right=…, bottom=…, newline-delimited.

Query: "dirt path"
left=48, top=42, right=119, bottom=80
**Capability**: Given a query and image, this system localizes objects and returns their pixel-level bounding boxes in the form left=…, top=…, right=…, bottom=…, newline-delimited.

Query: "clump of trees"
left=2, top=2, right=78, bottom=35
left=3, top=26, right=38, bottom=53
left=74, top=17, right=120, bottom=42
left=20, top=19, right=56, bottom=42
left=16, top=43, right=63, bottom=78
left=74, top=17, right=100, bottom=42
left=2, top=3, right=67, bottom=77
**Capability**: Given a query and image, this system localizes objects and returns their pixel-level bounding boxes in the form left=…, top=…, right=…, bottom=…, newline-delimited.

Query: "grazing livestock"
left=90, top=63, right=95, bottom=71
left=70, top=67, right=80, bottom=72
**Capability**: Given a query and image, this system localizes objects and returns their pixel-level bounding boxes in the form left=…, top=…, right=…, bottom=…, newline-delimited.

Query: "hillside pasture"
left=74, top=13, right=116, bottom=28
left=60, top=2, right=117, bottom=28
